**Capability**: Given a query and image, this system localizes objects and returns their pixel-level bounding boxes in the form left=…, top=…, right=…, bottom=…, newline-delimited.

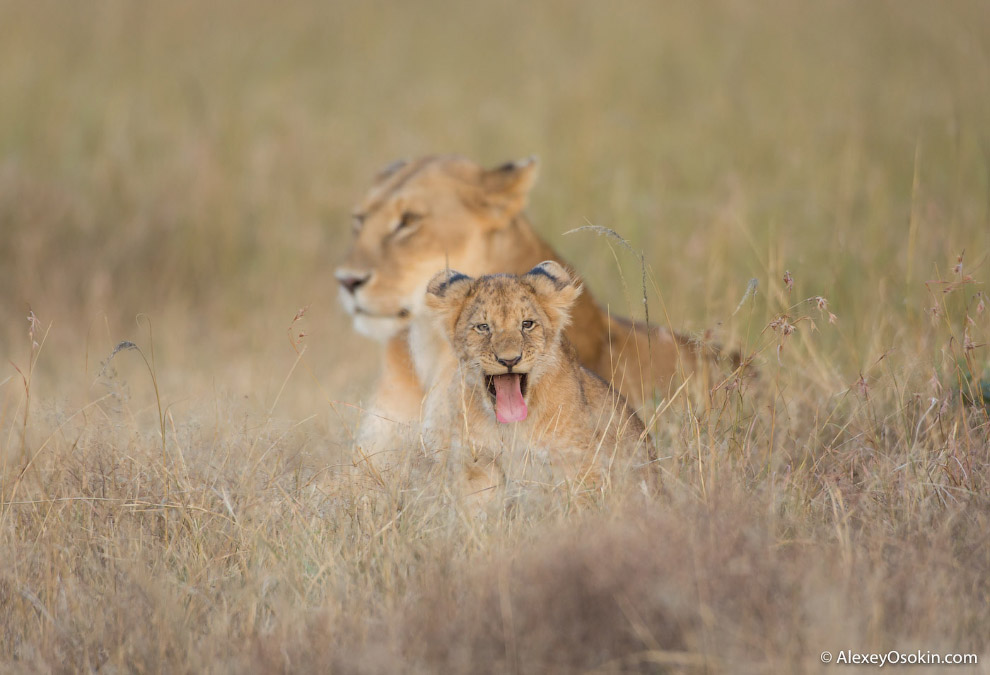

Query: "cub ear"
left=525, top=260, right=582, bottom=332
left=426, top=268, right=474, bottom=335
left=426, top=268, right=473, bottom=300
left=479, top=156, right=539, bottom=221
left=425, top=269, right=474, bottom=334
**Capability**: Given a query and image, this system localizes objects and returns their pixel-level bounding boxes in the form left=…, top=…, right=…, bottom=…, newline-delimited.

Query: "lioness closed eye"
left=417, top=261, right=650, bottom=489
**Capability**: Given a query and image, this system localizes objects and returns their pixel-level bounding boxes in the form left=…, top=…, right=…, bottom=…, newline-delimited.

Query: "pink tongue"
left=493, top=374, right=528, bottom=423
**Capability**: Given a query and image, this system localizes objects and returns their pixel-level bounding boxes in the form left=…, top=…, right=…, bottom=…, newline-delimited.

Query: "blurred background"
left=1, top=0, right=988, bottom=420
left=1, top=4, right=989, bottom=670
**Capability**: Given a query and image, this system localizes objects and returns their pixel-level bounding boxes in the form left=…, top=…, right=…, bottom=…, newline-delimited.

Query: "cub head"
left=425, top=261, right=581, bottom=423
left=335, top=155, right=539, bottom=341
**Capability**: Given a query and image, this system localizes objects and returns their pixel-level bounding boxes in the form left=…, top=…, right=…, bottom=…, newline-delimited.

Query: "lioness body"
left=419, top=263, right=648, bottom=490
left=335, top=155, right=708, bottom=460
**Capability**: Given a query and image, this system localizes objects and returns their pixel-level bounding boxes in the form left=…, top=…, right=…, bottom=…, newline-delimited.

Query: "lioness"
left=418, top=262, right=648, bottom=491
left=336, top=155, right=720, bottom=457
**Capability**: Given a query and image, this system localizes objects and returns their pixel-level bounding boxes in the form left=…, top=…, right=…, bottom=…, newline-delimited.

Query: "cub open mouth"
left=486, top=373, right=529, bottom=423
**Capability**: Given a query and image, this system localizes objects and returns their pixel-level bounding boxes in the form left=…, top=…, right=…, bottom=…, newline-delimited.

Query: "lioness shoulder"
left=417, top=261, right=649, bottom=490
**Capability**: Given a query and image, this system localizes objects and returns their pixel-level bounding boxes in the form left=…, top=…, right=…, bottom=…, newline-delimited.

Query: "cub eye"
left=474, top=324, right=490, bottom=334
left=521, top=320, right=536, bottom=331
left=394, top=211, right=422, bottom=233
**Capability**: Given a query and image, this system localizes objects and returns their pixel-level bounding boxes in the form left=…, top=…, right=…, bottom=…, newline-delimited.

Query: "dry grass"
left=2, top=0, right=989, bottom=672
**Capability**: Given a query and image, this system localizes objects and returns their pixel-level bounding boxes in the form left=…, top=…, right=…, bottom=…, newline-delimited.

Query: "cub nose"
left=496, top=355, right=522, bottom=368
left=335, top=270, right=370, bottom=295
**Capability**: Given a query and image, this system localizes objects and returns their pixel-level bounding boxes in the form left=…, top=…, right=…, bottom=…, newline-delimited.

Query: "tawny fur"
left=417, top=262, right=649, bottom=494
left=337, top=155, right=721, bottom=463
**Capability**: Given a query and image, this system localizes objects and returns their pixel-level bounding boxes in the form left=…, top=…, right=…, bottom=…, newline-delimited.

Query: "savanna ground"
left=1, top=1, right=989, bottom=672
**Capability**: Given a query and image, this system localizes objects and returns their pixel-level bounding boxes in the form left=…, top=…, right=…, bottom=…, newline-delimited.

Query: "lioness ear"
left=480, top=156, right=539, bottom=220
left=525, top=260, right=582, bottom=332
left=373, top=158, right=409, bottom=183
left=425, top=268, right=474, bottom=334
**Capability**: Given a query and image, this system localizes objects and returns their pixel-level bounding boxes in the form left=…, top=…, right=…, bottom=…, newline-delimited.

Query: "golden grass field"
left=1, top=1, right=989, bottom=672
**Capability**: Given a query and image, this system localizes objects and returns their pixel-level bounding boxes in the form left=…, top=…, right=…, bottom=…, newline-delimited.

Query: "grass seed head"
left=962, top=329, right=981, bottom=353
left=27, top=309, right=41, bottom=348
left=855, top=373, right=870, bottom=399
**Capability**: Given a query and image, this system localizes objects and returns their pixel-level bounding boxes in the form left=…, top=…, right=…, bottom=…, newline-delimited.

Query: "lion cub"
left=415, top=261, right=648, bottom=492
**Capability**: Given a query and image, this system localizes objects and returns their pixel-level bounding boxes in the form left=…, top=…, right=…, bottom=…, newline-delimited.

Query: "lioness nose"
left=336, top=270, right=370, bottom=294
left=496, top=355, right=521, bottom=368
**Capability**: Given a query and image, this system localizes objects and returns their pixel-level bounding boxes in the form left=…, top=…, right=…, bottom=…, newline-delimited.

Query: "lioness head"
left=425, top=261, right=581, bottom=423
left=335, top=155, right=539, bottom=341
